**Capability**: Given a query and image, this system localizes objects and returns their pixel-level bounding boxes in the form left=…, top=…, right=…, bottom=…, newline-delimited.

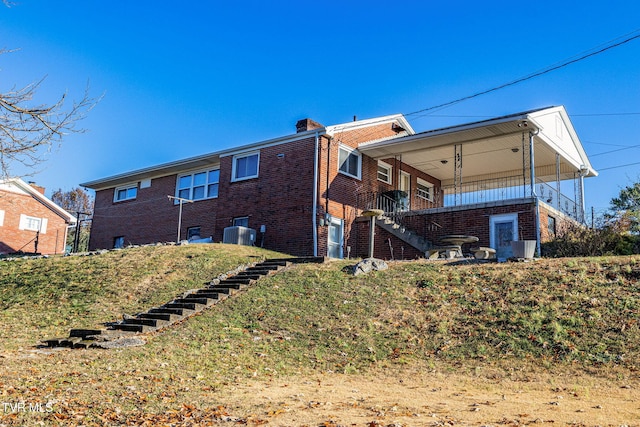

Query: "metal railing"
left=357, top=175, right=580, bottom=221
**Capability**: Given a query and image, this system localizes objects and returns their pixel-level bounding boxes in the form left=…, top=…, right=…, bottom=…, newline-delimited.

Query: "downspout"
left=325, top=137, right=332, bottom=215
left=312, top=131, right=319, bottom=257
left=529, top=129, right=541, bottom=256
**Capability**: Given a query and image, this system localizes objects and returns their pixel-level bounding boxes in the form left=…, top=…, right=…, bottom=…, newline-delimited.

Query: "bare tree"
left=0, top=49, right=100, bottom=177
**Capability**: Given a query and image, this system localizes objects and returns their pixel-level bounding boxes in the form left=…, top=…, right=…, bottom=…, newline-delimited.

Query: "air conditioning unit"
left=223, top=226, right=256, bottom=246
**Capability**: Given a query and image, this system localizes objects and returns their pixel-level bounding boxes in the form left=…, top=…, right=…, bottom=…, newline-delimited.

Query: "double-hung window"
left=19, top=214, right=47, bottom=233
left=114, top=184, right=137, bottom=202
left=338, top=145, right=361, bottom=179
left=232, top=152, right=260, bottom=181
left=177, top=168, right=220, bottom=201
left=416, top=178, right=434, bottom=201
left=377, top=161, right=392, bottom=184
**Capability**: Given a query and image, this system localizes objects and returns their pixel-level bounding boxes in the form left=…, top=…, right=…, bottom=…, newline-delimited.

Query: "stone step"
left=192, top=290, right=226, bottom=300
left=108, top=323, right=150, bottom=333
left=163, top=302, right=204, bottom=311
left=139, top=312, right=183, bottom=322
left=220, top=277, right=253, bottom=285
left=176, top=296, right=217, bottom=306
left=235, top=272, right=267, bottom=280
left=205, top=286, right=237, bottom=296
left=213, top=282, right=247, bottom=290
left=149, top=307, right=194, bottom=316
left=121, top=317, right=168, bottom=328
left=69, top=329, right=103, bottom=338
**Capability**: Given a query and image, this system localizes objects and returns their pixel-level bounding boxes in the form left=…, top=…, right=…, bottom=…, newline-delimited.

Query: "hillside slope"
left=1, top=246, right=639, bottom=425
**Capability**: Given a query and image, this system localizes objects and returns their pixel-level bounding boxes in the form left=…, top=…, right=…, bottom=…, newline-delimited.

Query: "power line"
left=597, top=161, right=640, bottom=171
left=405, top=29, right=640, bottom=119
left=590, top=143, right=640, bottom=157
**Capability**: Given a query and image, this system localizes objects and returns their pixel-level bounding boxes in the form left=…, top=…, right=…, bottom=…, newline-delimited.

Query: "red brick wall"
left=0, top=191, right=69, bottom=255
left=352, top=202, right=539, bottom=260
left=90, top=137, right=319, bottom=255
left=88, top=120, right=415, bottom=257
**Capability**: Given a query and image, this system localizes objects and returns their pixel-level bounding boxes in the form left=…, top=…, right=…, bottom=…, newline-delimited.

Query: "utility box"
left=223, top=226, right=256, bottom=246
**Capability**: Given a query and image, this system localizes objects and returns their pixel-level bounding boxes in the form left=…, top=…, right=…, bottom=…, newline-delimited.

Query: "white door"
left=490, top=213, right=518, bottom=261
left=399, top=171, right=411, bottom=211
left=327, top=217, right=344, bottom=259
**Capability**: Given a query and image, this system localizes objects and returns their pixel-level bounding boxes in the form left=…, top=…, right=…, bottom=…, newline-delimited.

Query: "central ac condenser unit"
left=223, top=226, right=257, bottom=246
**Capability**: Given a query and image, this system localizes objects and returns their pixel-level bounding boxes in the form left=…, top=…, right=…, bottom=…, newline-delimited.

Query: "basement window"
left=113, top=236, right=125, bottom=249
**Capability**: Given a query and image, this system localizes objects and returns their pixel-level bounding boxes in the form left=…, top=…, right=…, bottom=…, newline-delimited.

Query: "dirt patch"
left=216, top=366, right=640, bottom=426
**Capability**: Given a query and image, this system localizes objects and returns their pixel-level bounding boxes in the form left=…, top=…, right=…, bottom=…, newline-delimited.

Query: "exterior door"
left=327, top=217, right=344, bottom=259
left=490, top=213, right=518, bottom=261
left=399, top=171, right=411, bottom=211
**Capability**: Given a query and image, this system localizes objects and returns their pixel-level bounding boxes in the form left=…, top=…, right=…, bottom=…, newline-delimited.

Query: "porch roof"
left=359, top=106, right=597, bottom=185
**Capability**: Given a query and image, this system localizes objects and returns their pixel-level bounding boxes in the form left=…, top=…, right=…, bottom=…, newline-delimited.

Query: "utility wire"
left=598, top=161, right=640, bottom=171
left=590, top=143, right=640, bottom=157
left=405, top=29, right=640, bottom=119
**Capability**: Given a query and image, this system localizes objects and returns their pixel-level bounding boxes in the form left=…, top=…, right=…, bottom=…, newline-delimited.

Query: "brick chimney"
left=28, top=181, right=46, bottom=195
left=296, top=118, right=323, bottom=133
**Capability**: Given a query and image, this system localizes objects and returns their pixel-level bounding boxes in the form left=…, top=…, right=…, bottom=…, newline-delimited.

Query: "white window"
left=377, top=161, right=392, bottom=184
left=114, top=184, right=137, bottom=202
left=0, top=210, right=4, bottom=226
left=338, top=145, right=361, bottom=179
left=19, top=214, right=47, bottom=233
left=177, top=168, right=220, bottom=201
left=417, top=178, right=434, bottom=201
left=232, top=152, right=260, bottom=181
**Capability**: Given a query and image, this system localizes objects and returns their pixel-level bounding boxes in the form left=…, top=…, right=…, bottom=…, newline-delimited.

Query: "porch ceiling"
left=359, top=107, right=596, bottom=184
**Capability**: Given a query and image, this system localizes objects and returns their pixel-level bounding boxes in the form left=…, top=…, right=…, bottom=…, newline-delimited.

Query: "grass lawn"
left=1, top=245, right=639, bottom=425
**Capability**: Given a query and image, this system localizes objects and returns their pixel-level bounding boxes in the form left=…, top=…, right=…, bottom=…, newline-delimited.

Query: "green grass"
left=1, top=246, right=639, bottom=425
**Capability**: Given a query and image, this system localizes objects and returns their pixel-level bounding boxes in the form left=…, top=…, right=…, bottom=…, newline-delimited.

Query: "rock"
left=351, top=258, right=388, bottom=276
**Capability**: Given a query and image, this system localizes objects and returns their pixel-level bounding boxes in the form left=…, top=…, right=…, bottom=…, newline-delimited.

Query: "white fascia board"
left=529, top=106, right=598, bottom=177
left=3, top=178, right=77, bottom=224
left=326, top=114, right=415, bottom=136
left=82, top=130, right=325, bottom=190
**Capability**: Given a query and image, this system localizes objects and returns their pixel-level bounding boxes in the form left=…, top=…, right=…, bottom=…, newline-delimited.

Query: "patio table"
left=439, top=235, right=479, bottom=258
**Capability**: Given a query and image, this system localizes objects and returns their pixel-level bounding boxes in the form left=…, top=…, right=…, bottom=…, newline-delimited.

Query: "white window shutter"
left=0, top=210, right=4, bottom=226
left=19, top=214, right=28, bottom=230
left=40, top=218, right=48, bottom=234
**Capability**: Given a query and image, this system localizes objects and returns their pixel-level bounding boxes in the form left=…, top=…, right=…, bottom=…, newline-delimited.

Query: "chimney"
left=28, top=181, right=46, bottom=195
left=295, top=118, right=323, bottom=133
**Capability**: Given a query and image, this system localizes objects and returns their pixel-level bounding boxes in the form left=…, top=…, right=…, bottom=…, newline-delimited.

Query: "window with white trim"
left=416, top=178, right=434, bottom=201
left=232, top=152, right=259, bottom=181
left=177, top=168, right=220, bottom=201
left=19, top=214, right=47, bottom=233
left=377, top=161, right=392, bottom=184
left=338, top=145, right=361, bottom=179
left=114, top=184, right=137, bottom=202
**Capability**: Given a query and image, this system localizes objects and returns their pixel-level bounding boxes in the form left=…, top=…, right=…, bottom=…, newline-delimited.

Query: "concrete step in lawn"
left=41, top=257, right=323, bottom=349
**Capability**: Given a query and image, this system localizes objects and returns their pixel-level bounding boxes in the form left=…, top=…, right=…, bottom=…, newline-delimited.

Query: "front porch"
left=352, top=106, right=597, bottom=260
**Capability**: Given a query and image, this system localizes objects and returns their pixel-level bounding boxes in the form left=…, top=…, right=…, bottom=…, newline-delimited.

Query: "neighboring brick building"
left=0, top=178, right=76, bottom=255
left=82, top=106, right=596, bottom=260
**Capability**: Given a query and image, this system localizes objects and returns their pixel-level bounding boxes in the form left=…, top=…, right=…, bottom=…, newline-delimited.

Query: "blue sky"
left=1, top=1, right=639, bottom=212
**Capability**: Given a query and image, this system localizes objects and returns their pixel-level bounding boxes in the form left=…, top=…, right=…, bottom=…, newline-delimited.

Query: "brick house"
left=82, top=106, right=596, bottom=260
left=0, top=178, right=76, bottom=255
